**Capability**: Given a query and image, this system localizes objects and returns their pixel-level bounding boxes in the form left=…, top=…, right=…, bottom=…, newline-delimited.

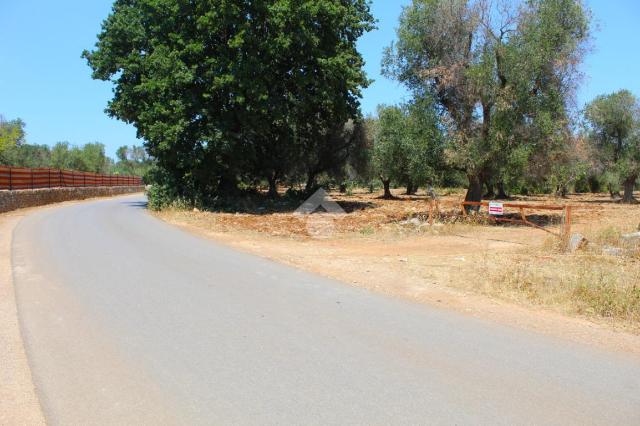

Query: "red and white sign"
left=488, top=202, right=504, bottom=215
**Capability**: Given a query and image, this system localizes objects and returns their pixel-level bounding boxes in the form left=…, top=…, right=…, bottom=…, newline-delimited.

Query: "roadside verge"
left=0, top=211, right=45, bottom=425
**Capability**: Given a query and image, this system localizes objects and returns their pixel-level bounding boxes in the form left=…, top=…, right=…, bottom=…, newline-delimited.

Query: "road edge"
left=0, top=211, right=46, bottom=425
left=0, top=192, right=144, bottom=424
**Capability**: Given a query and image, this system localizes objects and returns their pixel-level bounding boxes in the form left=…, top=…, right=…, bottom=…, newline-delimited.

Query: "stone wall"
left=0, top=186, right=145, bottom=214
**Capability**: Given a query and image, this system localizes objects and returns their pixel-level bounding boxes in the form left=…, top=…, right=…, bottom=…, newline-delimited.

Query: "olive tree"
left=585, top=90, right=640, bottom=203
left=383, top=0, right=591, bottom=203
left=373, top=99, right=443, bottom=198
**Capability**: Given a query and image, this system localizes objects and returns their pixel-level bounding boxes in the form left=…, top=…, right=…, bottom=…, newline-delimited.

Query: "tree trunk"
left=588, top=176, right=600, bottom=193
left=496, top=181, right=508, bottom=199
left=217, top=174, right=238, bottom=196
left=556, top=185, right=568, bottom=198
left=339, top=183, right=347, bottom=193
left=381, top=178, right=392, bottom=199
left=608, top=184, right=620, bottom=199
left=305, top=172, right=317, bottom=194
left=484, top=182, right=495, bottom=199
left=622, top=175, right=637, bottom=203
left=267, top=174, right=278, bottom=198
left=405, top=181, right=414, bottom=195
left=464, top=174, right=483, bottom=212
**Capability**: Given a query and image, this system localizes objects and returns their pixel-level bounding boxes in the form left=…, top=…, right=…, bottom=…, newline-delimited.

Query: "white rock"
left=621, top=232, right=640, bottom=243
left=568, top=233, right=588, bottom=253
left=602, top=246, right=624, bottom=256
left=400, top=218, right=421, bottom=226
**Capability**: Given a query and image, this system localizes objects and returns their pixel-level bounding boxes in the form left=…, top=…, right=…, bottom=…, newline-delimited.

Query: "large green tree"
left=383, top=0, right=590, bottom=203
left=83, top=0, right=374, bottom=203
left=585, top=90, right=640, bottom=203
left=373, top=98, right=443, bottom=198
left=372, top=105, right=407, bottom=198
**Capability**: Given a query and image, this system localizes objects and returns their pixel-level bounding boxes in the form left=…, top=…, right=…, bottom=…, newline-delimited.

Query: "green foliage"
left=146, top=182, right=184, bottom=211
left=2, top=140, right=112, bottom=173
left=372, top=105, right=406, bottom=187
left=83, top=0, right=375, bottom=203
left=584, top=90, right=640, bottom=199
left=373, top=98, right=443, bottom=192
left=0, top=116, right=26, bottom=154
left=585, top=91, right=637, bottom=154
left=112, top=145, right=154, bottom=177
left=47, top=142, right=111, bottom=173
left=0, top=143, right=51, bottom=168
left=0, top=121, right=151, bottom=178
left=146, top=166, right=192, bottom=210
left=383, top=0, right=591, bottom=200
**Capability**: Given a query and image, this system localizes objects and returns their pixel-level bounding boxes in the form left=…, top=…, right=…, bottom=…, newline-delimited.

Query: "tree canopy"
left=0, top=116, right=26, bottom=154
left=585, top=90, right=640, bottom=202
left=373, top=98, right=443, bottom=198
left=83, top=0, right=375, bottom=203
left=382, top=0, right=591, bottom=202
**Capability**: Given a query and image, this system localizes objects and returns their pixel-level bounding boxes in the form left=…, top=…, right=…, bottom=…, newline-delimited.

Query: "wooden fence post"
left=564, top=206, right=572, bottom=240
left=8, top=167, right=12, bottom=191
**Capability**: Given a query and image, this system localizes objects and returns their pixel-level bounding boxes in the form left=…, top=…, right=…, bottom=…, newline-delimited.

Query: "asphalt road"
left=12, top=194, right=640, bottom=425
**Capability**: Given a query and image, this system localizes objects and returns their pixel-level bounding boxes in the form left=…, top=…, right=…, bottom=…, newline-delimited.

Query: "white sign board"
left=488, top=202, right=504, bottom=216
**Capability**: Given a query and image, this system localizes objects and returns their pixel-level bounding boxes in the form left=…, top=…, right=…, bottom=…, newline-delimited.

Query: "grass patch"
left=479, top=251, right=640, bottom=329
left=359, top=225, right=375, bottom=236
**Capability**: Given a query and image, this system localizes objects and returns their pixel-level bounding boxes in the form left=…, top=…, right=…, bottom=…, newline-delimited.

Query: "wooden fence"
left=0, top=166, right=143, bottom=191
left=459, top=201, right=572, bottom=239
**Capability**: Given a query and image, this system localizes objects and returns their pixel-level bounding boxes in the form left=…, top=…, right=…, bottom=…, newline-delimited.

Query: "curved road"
left=12, top=194, right=640, bottom=425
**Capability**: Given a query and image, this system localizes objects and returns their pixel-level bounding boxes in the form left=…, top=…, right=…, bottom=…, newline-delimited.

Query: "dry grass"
left=476, top=230, right=640, bottom=331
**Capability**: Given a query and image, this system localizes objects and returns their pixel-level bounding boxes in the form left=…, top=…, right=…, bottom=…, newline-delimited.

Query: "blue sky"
left=1, top=0, right=639, bottom=158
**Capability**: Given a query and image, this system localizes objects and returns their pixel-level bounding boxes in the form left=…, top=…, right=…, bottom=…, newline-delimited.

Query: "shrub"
left=146, top=184, right=190, bottom=211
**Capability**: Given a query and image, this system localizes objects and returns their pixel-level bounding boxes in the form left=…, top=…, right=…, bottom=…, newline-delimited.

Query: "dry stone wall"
left=0, top=186, right=144, bottom=214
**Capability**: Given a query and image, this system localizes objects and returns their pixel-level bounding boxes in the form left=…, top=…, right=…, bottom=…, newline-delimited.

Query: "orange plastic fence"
left=0, top=166, right=143, bottom=191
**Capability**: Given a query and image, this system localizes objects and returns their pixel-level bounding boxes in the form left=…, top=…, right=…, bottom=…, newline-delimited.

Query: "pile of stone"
left=568, top=231, right=640, bottom=257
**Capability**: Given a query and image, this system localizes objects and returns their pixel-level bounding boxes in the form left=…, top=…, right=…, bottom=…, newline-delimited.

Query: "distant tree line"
left=0, top=117, right=152, bottom=177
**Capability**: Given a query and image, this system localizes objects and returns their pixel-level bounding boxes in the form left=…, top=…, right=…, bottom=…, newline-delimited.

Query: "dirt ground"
left=155, top=188, right=640, bottom=356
